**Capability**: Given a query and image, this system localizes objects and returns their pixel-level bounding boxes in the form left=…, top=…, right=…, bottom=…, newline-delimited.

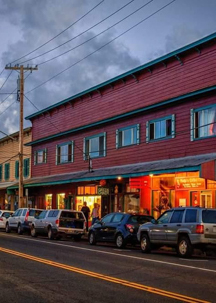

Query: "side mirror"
left=151, top=219, right=158, bottom=224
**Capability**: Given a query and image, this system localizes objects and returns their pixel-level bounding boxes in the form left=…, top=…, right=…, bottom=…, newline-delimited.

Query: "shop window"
left=56, top=142, right=73, bottom=164
left=57, top=193, right=65, bottom=209
left=45, top=194, right=52, bottom=210
left=116, top=124, right=140, bottom=149
left=146, top=115, right=175, bottom=142
left=124, top=194, right=140, bottom=214
left=4, top=163, right=10, bottom=180
left=34, top=149, right=47, bottom=165
left=191, top=105, right=216, bottom=140
left=83, top=133, right=106, bottom=160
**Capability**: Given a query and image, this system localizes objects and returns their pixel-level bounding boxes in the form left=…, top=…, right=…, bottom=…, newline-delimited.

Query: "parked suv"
left=30, top=209, right=86, bottom=240
left=137, top=207, right=216, bottom=258
left=88, top=212, right=154, bottom=248
left=6, top=208, right=43, bottom=234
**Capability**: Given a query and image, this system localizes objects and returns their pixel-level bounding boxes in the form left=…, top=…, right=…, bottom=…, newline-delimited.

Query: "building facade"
left=0, top=128, right=32, bottom=210
left=13, top=33, right=216, bottom=219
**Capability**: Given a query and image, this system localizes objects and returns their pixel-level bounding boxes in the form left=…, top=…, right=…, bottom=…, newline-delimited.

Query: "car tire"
left=89, top=232, right=96, bottom=245
left=177, top=236, right=193, bottom=258
left=17, top=224, right=23, bottom=235
left=31, top=226, right=37, bottom=237
left=140, top=234, right=151, bottom=253
left=115, top=234, right=125, bottom=249
left=5, top=223, right=11, bottom=233
left=48, top=227, right=54, bottom=240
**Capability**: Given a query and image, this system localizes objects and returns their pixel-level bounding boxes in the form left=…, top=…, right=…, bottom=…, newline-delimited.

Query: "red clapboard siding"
left=31, top=44, right=216, bottom=142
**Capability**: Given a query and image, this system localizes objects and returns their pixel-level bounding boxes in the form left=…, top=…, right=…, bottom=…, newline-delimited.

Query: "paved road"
left=0, top=231, right=215, bottom=303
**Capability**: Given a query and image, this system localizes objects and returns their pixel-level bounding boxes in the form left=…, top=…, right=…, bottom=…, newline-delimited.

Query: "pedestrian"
left=81, top=201, right=90, bottom=231
left=91, top=203, right=99, bottom=225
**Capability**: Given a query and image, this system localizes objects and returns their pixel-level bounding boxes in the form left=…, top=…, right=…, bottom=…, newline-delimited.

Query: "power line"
left=0, top=88, right=17, bottom=106
left=26, top=0, right=176, bottom=94
left=0, top=70, right=13, bottom=91
left=32, top=0, right=153, bottom=66
left=9, top=0, right=105, bottom=65
left=18, top=0, right=136, bottom=65
left=0, top=100, right=17, bottom=116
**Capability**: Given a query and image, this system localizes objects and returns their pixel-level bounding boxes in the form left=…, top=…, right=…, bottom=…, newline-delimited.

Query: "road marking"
left=1, top=233, right=216, bottom=274
left=0, top=246, right=210, bottom=303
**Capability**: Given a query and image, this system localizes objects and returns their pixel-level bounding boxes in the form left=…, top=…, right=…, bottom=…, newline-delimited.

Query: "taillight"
left=0, top=218, right=3, bottom=221
left=196, top=224, right=204, bottom=234
left=55, top=219, right=59, bottom=226
left=25, top=210, right=29, bottom=222
left=126, top=224, right=134, bottom=233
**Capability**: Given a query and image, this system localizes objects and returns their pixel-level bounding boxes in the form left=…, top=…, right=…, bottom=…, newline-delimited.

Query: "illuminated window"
left=45, top=194, right=52, bottom=210
left=57, top=193, right=65, bottom=209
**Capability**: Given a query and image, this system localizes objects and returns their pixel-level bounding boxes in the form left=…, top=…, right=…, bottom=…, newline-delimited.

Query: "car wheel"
left=140, top=234, right=151, bottom=253
left=177, top=236, right=193, bottom=258
left=5, top=223, right=11, bottom=233
left=48, top=227, right=54, bottom=240
left=17, top=224, right=23, bottom=235
left=115, top=234, right=125, bottom=249
left=89, top=232, right=96, bottom=245
left=31, top=226, right=37, bottom=237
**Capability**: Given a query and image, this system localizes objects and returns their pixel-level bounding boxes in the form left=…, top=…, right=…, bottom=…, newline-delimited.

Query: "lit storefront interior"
left=76, top=185, right=101, bottom=217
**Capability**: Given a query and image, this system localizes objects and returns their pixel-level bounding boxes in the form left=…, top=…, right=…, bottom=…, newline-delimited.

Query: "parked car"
left=5, top=208, right=43, bottom=234
left=137, top=207, right=216, bottom=258
left=0, top=210, right=14, bottom=229
left=88, top=212, right=154, bottom=248
left=30, top=209, right=86, bottom=240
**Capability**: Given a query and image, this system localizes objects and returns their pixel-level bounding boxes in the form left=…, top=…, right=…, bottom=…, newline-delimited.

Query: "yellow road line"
left=0, top=246, right=210, bottom=303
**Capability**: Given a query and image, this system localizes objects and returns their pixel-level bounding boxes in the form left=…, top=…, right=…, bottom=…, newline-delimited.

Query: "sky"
left=0, top=0, right=215, bottom=138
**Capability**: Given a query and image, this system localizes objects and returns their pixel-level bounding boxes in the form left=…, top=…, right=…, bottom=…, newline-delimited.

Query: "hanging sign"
left=97, top=187, right=109, bottom=195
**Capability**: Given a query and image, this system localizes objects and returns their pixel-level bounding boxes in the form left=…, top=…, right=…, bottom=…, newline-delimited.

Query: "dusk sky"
left=0, top=0, right=215, bottom=137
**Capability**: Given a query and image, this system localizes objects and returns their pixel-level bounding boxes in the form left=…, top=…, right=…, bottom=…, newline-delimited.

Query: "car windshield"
left=202, top=210, right=216, bottom=223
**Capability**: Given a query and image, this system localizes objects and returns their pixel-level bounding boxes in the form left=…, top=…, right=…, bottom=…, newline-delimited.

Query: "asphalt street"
left=0, top=231, right=215, bottom=303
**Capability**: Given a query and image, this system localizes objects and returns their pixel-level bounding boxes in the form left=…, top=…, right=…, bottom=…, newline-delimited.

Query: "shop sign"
left=97, top=187, right=109, bottom=195
left=175, top=177, right=206, bottom=190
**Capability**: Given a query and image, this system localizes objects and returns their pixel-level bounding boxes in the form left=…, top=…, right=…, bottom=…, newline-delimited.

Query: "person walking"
left=81, top=201, right=90, bottom=231
left=91, top=203, right=99, bottom=225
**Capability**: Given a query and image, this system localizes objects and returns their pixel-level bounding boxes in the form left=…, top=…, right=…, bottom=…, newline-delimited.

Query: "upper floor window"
left=56, top=142, right=73, bottom=164
left=23, top=158, right=30, bottom=178
left=4, top=163, right=10, bottom=181
left=146, top=115, right=175, bottom=142
left=34, top=149, right=47, bottom=165
left=116, top=124, right=140, bottom=148
left=191, top=105, right=216, bottom=140
left=83, top=132, right=106, bottom=160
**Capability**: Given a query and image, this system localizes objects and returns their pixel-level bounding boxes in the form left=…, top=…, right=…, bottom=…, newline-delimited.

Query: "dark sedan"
left=88, top=212, right=154, bottom=248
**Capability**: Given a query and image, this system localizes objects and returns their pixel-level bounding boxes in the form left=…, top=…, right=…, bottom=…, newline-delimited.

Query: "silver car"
left=137, top=207, right=216, bottom=258
left=0, top=210, right=14, bottom=229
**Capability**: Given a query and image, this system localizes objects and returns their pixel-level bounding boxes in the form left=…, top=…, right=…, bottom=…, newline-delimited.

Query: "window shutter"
left=116, top=129, right=119, bottom=149
left=71, top=141, right=74, bottom=162
left=15, top=161, right=19, bottom=179
left=24, top=158, right=30, bottom=178
left=55, top=146, right=58, bottom=165
left=171, top=114, right=175, bottom=138
left=0, top=165, right=2, bottom=181
left=34, top=151, right=36, bottom=165
left=83, top=138, right=86, bottom=160
left=190, top=109, right=194, bottom=141
left=44, top=148, right=47, bottom=163
left=146, top=121, right=149, bottom=143
left=136, top=124, right=140, bottom=144
left=103, top=132, right=106, bottom=157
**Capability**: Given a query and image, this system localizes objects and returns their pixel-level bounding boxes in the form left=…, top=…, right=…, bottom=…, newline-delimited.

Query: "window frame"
left=56, top=141, right=74, bottom=165
left=190, top=104, right=216, bottom=141
left=23, top=158, right=30, bottom=178
left=116, top=124, right=140, bottom=149
left=83, top=132, right=106, bottom=160
left=4, top=163, right=10, bottom=181
left=34, top=148, right=47, bottom=165
left=146, top=115, right=175, bottom=142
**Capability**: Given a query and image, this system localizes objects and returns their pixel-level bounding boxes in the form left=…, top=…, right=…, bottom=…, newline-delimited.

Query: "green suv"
left=137, top=207, right=216, bottom=258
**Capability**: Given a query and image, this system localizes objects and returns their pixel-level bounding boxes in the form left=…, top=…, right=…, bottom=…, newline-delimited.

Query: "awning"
left=0, top=181, right=18, bottom=190
left=7, top=153, right=216, bottom=189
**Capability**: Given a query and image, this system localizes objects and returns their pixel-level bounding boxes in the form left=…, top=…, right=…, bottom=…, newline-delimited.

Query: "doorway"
left=200, top=191, right=212, bottom=208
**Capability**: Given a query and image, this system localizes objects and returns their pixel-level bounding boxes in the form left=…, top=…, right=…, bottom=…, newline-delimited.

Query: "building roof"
left=25, top=32, right=216, bottom=121
left=0, top=127, right=31, bottom=144
left=7, top=153, right=216, bottom=189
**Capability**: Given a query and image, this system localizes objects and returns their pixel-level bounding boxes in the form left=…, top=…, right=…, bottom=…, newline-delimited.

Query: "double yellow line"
left=0, top=246, right=210, bottom=303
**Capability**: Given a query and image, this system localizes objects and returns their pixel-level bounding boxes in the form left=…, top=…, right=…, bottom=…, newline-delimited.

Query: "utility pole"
left=5, top=64, right=38, bottom=208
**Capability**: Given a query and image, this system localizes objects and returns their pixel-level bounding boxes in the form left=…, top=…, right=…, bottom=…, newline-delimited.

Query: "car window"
left=112, top=213, right=124, bottom=223
left=13, top=210, right=19, bottom=216
left=38, top=211, right=47, bottom=219
left=128, top=215, right=153, bottom=224
left=101, top=214, right=113, bottom=224
left=170, top=210, right=184, bottom=223
left=202, top=210, right=216, bottom=223
left=48, top=210, right=59, bottom=218
left=17, top=209, right=22, bottom=216
left=2, top=212, right=11, bottom=219
left=158, top=211, right=173, bottom=224
left=22, top=209, right=27, bottom=216
left=185, top=209, right=197, bottom=223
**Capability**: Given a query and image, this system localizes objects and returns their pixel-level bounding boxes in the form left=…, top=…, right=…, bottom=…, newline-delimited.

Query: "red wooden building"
left=9, top=32, right=216, bottom=218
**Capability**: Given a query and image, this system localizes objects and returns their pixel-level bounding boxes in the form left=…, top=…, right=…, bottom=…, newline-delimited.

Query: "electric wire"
left=0, top=70, right=13, bottom=91
left=0, top=100, right=17, bottom=116
left=18, top=0, right=136, bottom=65
left=29, top=0, right=153, bottom=66
left=9, top=0, right=105, bottom=65
left=26, top=0, right=176, bottom=94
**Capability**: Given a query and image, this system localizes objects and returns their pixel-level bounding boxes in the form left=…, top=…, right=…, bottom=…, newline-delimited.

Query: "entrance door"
left=200, top=192, right=212, bottom=208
